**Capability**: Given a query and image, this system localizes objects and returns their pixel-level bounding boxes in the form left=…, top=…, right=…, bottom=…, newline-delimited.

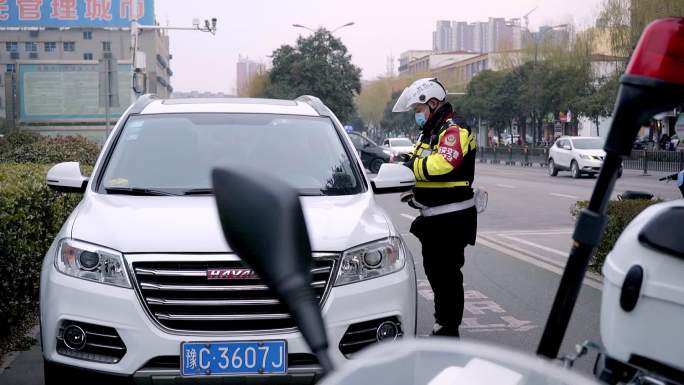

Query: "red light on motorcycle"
left=625, top=17, right=684, bottom=85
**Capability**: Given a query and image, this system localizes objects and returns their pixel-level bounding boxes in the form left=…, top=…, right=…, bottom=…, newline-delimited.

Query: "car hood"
left=575, top=149, right=606, bottom=157
left=70, top=192, right=390, bottom=254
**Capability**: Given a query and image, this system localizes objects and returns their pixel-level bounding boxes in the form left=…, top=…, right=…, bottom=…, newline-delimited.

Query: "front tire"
left=571, top=161, right=581, bottom=179
left=370, top=158, right=384, bottom=174
left=548, top=159, right=558, bottom=176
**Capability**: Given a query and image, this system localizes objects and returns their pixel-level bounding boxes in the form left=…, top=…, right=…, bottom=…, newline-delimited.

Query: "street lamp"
left=292, top=24, right=316, bottom=33
left=129, top=6, right=217, bottom=102
left=292, top=22, right=355, bottom=34
left=332, top=22, right=355, bottom=33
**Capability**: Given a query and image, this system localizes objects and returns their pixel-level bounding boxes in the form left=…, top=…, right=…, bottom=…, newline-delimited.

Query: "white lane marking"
left=417, top=279, right=434, bottom=301
left=479, top=228, right=574, bottom=236
left=499, top=235, right=569, bottom=257
left=417, top=279, right=538, bottom=333
left=550, top=192, right=579, bottom=199
left=477, top=236, right=603, bottom=290
left=496, top=184, right=516, bottom=189
left=400, top=213, right=416, bottom=221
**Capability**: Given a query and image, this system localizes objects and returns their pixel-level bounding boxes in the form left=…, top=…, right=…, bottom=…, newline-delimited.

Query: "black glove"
left=397, top=153, right=411, bottom=163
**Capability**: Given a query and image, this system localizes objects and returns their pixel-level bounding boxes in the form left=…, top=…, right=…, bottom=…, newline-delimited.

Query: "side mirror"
left=212, top=168, right=334, bottom=374
left=563, top=145, right=572, bottom=151
left=371, top=163, right=415, bottom=194
left=46, top=162, right=88, bottom=193
left=364, top=142, right=371, bottom=148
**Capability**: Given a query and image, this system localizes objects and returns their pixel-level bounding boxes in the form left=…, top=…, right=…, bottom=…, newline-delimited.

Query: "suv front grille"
left=131, top=257, right=336, bottom=333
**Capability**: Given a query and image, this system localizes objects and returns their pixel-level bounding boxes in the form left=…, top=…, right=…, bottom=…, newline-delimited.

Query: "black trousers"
left=411, top=215, right=468, bottom=328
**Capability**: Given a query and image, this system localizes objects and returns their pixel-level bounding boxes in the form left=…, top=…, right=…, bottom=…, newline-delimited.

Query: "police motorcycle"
left=211, top=18, right=684, bottom=385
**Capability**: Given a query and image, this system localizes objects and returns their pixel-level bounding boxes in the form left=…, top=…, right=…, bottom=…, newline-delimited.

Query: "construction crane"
left=523, top=6, right=538, bottom=31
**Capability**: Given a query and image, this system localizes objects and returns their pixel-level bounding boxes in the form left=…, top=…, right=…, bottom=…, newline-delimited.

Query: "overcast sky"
left=156, top=0, right=605, bottom=94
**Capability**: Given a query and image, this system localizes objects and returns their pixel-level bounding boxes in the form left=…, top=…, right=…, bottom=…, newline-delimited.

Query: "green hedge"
left=0, top=132, right=101, bottom=165
left=0, top=163, right=84, bottom=334
left=572, top=199, right=663, bottom=273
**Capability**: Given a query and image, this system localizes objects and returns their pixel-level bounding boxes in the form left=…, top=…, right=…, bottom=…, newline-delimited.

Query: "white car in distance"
left=382, top=137, right=414, bottom=163
left=548, top=136, right=622, bottom=179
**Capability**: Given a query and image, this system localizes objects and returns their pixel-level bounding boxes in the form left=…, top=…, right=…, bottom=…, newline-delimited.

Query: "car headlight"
left=579, top=154, right=592, bottom=160
left=334, top=237, right=405, bottom=286
left=55, top=239, right=131, bottom=288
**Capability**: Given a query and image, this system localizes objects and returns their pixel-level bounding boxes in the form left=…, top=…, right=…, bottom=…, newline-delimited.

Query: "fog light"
left=63, top=325, right=86, bottom=350
left=376, top=321, right=399, bottom=341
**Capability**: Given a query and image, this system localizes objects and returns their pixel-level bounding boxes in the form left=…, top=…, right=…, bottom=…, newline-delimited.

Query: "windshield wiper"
left=182, top=188, right=214, bottom=196
left=104, top=187, right=179, bottom=196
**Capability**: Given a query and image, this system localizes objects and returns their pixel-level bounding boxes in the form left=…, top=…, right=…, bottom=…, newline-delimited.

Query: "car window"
left=556, top=140, right=564, bottom=148
left=100, top=113, right=363, bottom=196
left=390, top=138, right=413, bottom=147
left=349, top=133, right=364, bottom=148
left=572, top=138, right=604, bottom=149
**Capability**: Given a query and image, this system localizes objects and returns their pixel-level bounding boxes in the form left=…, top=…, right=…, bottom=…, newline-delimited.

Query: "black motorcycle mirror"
left=538, top=17, right=684, bottom=359
left=212, top=168, right=334, bottom=374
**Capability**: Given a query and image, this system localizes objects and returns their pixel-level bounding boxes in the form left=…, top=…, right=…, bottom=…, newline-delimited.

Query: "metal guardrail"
left=477, top=147, right=684, bottom=173
left=623, top=150, right=684, bottom=173
left=476, top=147, right=550, bottom=167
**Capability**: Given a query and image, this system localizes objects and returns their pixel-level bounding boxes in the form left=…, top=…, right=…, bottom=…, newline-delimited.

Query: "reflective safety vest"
left=406, top=119, right=477, bottom=206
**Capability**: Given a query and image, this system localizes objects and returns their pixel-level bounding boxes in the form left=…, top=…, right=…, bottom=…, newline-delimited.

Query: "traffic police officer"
left=392, top=78, right=477, bottom=337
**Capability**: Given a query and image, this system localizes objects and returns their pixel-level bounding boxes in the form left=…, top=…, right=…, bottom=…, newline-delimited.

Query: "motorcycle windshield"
left=320, top=339, right=600, bottom=385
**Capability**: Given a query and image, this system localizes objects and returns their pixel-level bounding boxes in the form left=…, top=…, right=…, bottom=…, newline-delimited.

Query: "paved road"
left=376, top=163, right=679, bottom=376
left=1, top=163, right=679, bottom=384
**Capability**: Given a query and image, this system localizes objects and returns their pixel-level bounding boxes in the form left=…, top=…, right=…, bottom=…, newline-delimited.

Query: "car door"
left=348, top=133, right=372, bottom=166
left=556, top=139, right=572, bottom=169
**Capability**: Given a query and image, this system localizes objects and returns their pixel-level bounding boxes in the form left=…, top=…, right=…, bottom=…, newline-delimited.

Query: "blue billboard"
left=0, top=0, right=154, bottom=28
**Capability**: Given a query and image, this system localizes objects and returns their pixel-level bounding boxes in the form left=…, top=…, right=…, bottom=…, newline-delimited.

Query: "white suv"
left=40, top=95, right=417, bottom=384
left=548, top=136, right=622, bottom=179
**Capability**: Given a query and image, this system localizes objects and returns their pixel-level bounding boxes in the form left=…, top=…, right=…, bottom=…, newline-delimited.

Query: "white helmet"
left=392, top=78, right=447, bottom=112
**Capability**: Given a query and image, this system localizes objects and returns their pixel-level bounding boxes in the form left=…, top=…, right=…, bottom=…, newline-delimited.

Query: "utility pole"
left=129, top=0, right=217, bottom=103
left=130, top=0, right=139, bottom=103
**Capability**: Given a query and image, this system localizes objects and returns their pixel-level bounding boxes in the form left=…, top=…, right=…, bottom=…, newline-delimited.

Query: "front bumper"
left=577, top=158, right=603, bottom=172
left=40, top=257, right=416, bottom=381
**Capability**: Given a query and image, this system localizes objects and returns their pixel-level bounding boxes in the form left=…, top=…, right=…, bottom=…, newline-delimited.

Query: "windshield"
left=390, top=138, right=413, bottom=147
left=572, top=138, right=604, bottom=150
left=99, top=113, right=362, bottom=196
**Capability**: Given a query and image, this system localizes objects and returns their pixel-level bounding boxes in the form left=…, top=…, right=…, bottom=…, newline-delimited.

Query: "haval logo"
left=206, top=268, right=258, bottom=280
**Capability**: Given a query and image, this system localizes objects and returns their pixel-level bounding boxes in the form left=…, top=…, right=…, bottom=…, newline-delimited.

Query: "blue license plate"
left=181, top=340, right=287, bottom=376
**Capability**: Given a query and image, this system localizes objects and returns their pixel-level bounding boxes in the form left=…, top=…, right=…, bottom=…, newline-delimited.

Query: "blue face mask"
left=415, top=111, right=427, bottom=127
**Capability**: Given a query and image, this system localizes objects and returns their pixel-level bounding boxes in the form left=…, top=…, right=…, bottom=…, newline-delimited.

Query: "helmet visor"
left=392, top=87, right=418, bottom=113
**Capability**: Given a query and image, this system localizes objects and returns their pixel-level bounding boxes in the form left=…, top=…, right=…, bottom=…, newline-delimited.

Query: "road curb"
left=0, top=324, right=40, bottom=376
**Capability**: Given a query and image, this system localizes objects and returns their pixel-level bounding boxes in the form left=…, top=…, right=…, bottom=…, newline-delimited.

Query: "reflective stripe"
left=415, top=181, right=470, bottom=188
left=413, top=158, right=422, bottom=180
left=420, top=198, right=475, bottom=217
left=414, top=158, right=427, bottom=181
left=460, top=128, right=470, bottom=156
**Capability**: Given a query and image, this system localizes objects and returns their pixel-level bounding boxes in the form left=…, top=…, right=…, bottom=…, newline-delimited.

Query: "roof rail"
left=129, top=94, right=159, bottom=114
left=295, top=95, right=331, bottom=117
